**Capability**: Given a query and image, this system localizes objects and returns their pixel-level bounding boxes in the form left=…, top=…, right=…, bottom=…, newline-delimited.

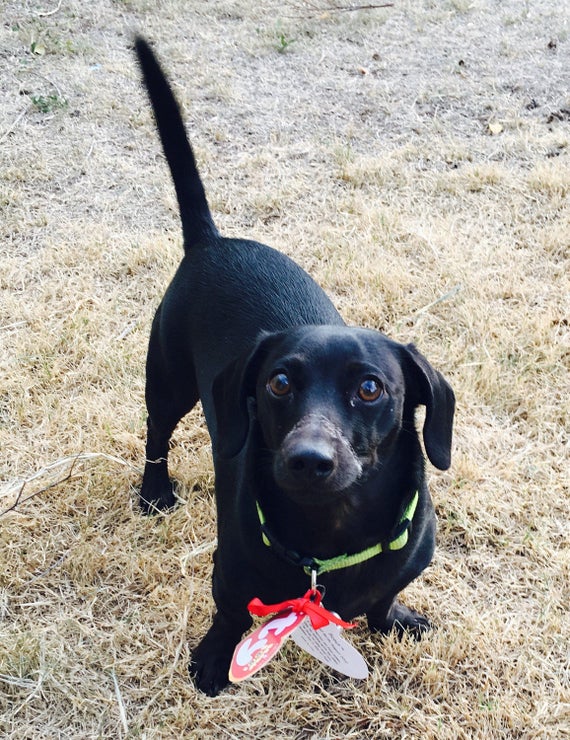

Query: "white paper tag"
left=291, top=618, right=369, bottom=679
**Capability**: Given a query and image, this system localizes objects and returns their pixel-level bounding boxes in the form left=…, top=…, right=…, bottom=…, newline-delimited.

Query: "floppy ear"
left=402, top=343, right=455, bottom=471
left=212, top=331, right=277, bottom=459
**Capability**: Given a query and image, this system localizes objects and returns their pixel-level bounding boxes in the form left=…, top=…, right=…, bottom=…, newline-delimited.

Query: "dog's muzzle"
left=273, top=416, right=362, bottom=496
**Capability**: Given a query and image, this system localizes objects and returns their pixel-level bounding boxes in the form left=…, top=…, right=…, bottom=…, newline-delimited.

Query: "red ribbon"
left=248, top=589, right=356, bottom=630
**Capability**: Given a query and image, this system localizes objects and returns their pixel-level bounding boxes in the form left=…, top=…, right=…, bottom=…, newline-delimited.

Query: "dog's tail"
left=134, top=37, right=218, bottom=250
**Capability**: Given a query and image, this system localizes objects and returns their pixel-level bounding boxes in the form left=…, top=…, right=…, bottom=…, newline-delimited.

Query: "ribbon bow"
left=248, top=589, right=356, bottom=630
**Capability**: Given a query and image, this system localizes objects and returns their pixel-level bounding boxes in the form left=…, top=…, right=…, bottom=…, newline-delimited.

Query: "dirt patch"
left=1, top=1, right=569, bottom=738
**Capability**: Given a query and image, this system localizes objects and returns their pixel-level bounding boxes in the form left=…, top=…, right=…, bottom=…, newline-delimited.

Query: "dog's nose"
left=287, top=445, right=335, bottom=481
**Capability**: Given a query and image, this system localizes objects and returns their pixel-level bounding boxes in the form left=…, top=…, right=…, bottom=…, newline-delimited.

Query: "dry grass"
left=1, top=0, right=569, bottom=737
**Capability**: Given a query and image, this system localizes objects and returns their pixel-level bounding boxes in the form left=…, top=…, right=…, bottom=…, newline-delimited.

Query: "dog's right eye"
left=357, top=376, right=384, bottom=402
left=267, top=373, right=291, bottom=397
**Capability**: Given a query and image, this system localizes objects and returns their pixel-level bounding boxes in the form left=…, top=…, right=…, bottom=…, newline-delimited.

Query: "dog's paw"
left=139, top=489, right=176, bottom=515
left=138, top=485, right=176, bottom=514
left=368, top=600, right=432, bottom=640
left=189, top=640, right=234, bottom=697
left=139, top=468, right=177, bottom=514
left=190, top=613, right=252, bottom=696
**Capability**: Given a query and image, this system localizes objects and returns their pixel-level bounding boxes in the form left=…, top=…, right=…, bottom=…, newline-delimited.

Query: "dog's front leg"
left=190, top=608, right=252, bottom=696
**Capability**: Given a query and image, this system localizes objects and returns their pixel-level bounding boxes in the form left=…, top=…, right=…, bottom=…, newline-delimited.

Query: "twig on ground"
left=36, top=0, right=63, bottom=18
left=0, top=453, right=141, bottom=518
left=0, top=321, right=28, bottom=332
left=415, top=284, right=463, bottom=315
left=112, top=672, right=129, bottom=735
left=324, top=3, right=394, bottom=12
left=0, top=108, right=29, bottom=146
left=291, top=1, right=393, bottom=17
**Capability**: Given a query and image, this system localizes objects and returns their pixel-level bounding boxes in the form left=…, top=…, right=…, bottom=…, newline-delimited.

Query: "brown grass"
left=1, top=0, right=569, bottom=737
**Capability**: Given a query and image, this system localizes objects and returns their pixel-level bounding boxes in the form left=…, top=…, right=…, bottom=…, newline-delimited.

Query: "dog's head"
left=213, top=326, right=454, bottom=504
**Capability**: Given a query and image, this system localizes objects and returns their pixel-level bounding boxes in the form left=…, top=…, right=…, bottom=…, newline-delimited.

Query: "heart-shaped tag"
left=229, top=608, right=305, bottom=683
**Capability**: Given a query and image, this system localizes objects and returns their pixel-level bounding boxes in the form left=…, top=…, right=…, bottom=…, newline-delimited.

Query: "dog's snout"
left=273, top=417, right=362, bottom=495
left=287, top=444, right=335, bottom=481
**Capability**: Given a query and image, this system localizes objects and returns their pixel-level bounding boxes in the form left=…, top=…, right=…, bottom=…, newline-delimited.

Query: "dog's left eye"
left=358, top=377, right=384, bottom=402
left=267, top=373, right=291, bottom=397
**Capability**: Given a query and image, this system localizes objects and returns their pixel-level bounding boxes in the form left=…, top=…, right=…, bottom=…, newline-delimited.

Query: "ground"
left=0, top=1, right=568, bottom=738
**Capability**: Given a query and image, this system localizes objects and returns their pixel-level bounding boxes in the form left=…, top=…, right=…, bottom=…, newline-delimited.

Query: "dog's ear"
left=402, top=344, right=455, bottom=470
left=212, top=331, right=277, bottom=459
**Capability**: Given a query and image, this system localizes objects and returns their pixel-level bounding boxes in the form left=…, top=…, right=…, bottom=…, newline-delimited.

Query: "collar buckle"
left=260, top=520, right=318, bottom=572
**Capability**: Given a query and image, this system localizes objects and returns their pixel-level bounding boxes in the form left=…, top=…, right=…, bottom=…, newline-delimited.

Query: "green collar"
left=256, top=491, right=419, bottom=577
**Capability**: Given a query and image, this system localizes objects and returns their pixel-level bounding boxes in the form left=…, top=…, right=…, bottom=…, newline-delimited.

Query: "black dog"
left=135, top=38, right=455, bottom=696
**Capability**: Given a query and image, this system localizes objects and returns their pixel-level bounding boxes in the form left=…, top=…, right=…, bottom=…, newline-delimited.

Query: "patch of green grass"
left=30, top=93, right=68, bottom=114
left=255, top=22, right=297, bottom=54
left=275, top=29, right=296, bottom=53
